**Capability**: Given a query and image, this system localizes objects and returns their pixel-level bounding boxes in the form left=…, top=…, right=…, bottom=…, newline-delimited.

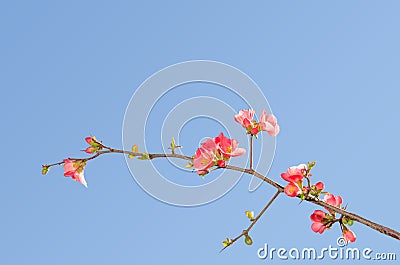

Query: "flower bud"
left=217, top=160, right=226, bottom=168
left=315, top=181, right=324, bottom=191
left=85, top=136, right=94, bottom=144
left=85, top=147, right=96, bottom=154
left=250, top=127, right=259, bottom=135
left=41, top=166, right=49, bottom=175
left=244, top=235, right=253, bottom=245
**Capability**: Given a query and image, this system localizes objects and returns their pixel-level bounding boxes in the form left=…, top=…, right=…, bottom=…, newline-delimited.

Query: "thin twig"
left=220, top=190, right=281, bottom=252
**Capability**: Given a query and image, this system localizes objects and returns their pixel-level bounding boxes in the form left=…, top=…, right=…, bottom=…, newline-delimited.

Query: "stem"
left=44, top=147, right=400, bottom=241
left=249, top=135, right=253, bottom=170
left=221, top=190, right=281, bottom=252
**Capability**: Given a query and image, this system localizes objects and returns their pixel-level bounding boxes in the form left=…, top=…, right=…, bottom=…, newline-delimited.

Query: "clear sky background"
left=1, top=1, right=399, bottom=264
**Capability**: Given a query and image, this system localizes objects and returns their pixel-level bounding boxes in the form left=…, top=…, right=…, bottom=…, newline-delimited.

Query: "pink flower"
left=193, top=133, right=246, bottom=175
left=214, top=132, right=246, bottom=158
left=63, top=159, right=88, bottom=187
left=259, top=110, right=280, bottom=136
left=193, top=139, right=217, bottom=175
left=284, top=183, right=301, bottom=197
left=281, top=164, right=306, bottom=183
left=323, top=194, right=343, bottom=208
left=201, top=138, right=218, bottom=152
left=343, top=229, right=356, bottom=242
left=234, top=109, right=255, bottom=129
left=310, top=210, right=327, bottom=234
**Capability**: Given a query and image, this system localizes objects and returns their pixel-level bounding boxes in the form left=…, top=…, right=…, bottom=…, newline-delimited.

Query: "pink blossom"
left=214, top=132, right=246, bottom=158
left=284, top=183, right=301, bottom=197
left=201, top=138, right=218, bottom=152
left=193, top=139, right=218, bottom=175
left=281, top=164, right=306, bottom=183
left=193, top=147, right=215, bottom=175
left=343, top=229, right=356, bottom=242
left=310, top=210, right=327, bottom=234
left=63, top=159, right=88, bottom=187
left=323, top=194, right=343, bottom=208
left=259, top=110, right=280, bottom=136
left=234, top=109, right=254, bottom=129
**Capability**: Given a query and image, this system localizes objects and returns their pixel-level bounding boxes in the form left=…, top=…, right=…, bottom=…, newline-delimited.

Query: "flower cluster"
left=310, top=193, right=356, bottom=242
left=281, top=163, right=356, bottom=243
left=280, top=163, right=324, bottom=199
left=193, top=132, right=246, bottom=176
left=234, top=109, right=279, bottom=136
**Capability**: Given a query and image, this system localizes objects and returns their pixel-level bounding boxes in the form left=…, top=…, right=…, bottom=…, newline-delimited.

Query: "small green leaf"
left=347, top=219, right=354, bottom=226
left=138, top=152, right=150, bottom=160
left=171, top=137, right=176, bottom=151
left=128, top=145, right=139, bottom=159
left=245, top=211, right=254, bottom=220
left=222, top=238, right=232, bottom=247
left=244, top=235, right=253, bottom=245
left=185, top=162, right=193, bottom=168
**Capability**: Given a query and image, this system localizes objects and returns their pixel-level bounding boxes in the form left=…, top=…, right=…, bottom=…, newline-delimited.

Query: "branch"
left=43, top=146, right=400, bottom=241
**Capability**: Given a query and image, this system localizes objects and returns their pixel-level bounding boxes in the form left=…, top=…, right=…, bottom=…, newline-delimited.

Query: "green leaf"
left=245, top=211, right=254, bottom=220
left=347, top=220, right=354, bottom=226
left=222, top=238, right=232, bottom=247
left=185, top=162, right=193, bottom=168
left=138, top=152, right=150, bottom=160
left=171, top=137, right=176, bottom=151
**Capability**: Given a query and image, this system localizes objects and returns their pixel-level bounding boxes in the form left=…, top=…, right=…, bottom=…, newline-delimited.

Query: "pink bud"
left=217, top=160, right=226, bottom=168
left=85, top=147, right=94, bottom=154
left=85, top=137, right=94, bottom=144
left=315, top=182, right=324, bottom=191
left=343, top=229, right=356, bottom=242
left=250, top=127, right=259, bottom=135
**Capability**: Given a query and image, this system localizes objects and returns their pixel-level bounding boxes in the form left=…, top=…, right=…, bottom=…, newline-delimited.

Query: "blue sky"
left=1, top=1, right=399, bottom=264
